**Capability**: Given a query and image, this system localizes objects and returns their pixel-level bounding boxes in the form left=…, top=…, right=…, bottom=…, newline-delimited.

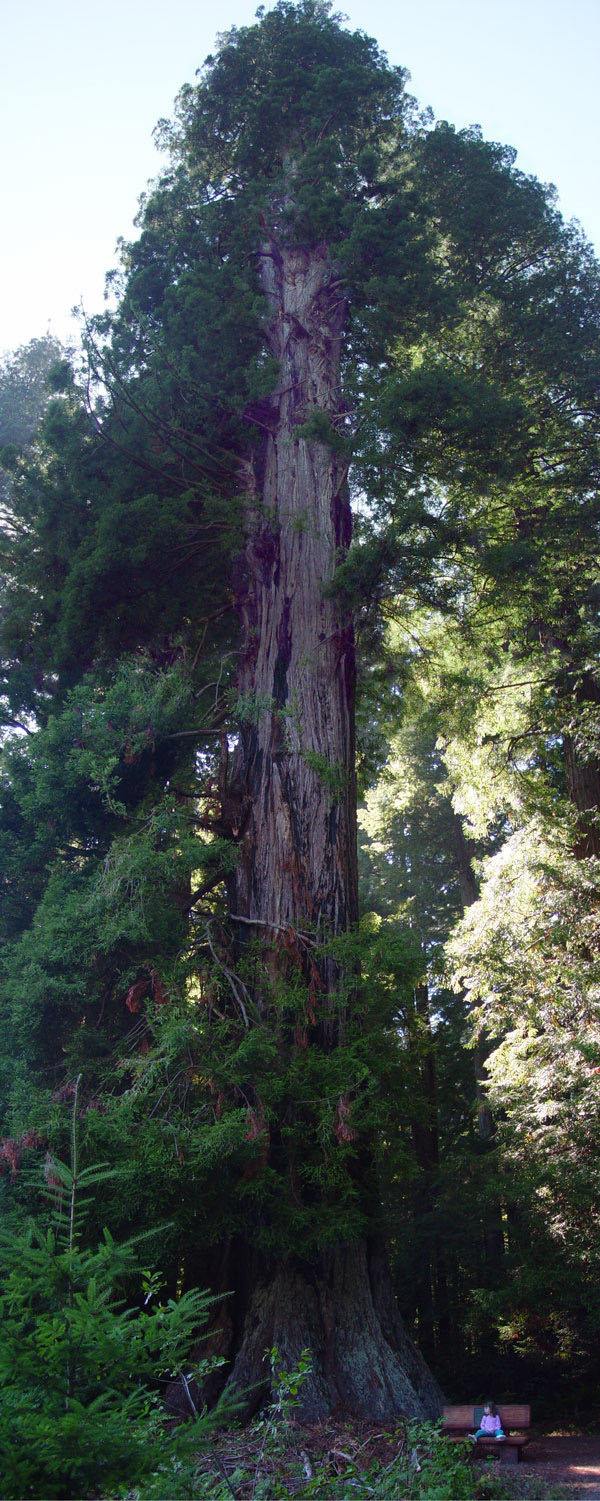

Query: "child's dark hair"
left=486, top=1400, right=498, bottom=1416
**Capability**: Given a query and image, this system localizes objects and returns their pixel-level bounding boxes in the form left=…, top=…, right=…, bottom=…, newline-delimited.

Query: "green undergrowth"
left=123, top=1352, right=556, bottom=1501
left=0, top=1079, right=230, bottom=1500
left=0, top=1092, right=571, bottom=1501
left=122, top=1422, right=561, bottom=1501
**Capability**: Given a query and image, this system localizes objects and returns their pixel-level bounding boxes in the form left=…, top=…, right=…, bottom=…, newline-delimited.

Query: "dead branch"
left=205, top=921, right=250, bottom=1028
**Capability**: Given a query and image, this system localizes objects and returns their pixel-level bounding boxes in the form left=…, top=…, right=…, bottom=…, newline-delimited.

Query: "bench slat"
left=442, top=1404, right=531, bottom=1430
left=478, top=1435, right=529, bottom=1446
left=442, top=1406, right=475, bottom=1427
left=497, top=1405, right=530, bottom=1427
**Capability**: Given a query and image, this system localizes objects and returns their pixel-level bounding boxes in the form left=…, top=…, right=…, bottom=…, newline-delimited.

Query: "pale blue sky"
left=1, top=0, right=598, bottom=354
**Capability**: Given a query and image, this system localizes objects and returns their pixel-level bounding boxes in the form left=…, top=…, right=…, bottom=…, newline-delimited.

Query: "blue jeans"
left=474, top=1428, right=505, bottom=1441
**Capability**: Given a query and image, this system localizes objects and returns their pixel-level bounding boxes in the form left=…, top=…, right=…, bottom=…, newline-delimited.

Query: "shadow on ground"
left=504, top=1436, right=600, bottom=1499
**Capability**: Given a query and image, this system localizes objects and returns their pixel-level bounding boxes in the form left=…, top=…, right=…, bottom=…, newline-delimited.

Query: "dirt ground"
left=493, top=1436, right=600, bottom=1499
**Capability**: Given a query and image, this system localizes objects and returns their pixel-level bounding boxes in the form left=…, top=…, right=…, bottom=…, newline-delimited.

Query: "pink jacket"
left=481, top=1413, right=502, bottom=1433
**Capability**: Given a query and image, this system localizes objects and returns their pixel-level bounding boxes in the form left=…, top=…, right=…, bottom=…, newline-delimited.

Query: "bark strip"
left=231, top=234, right=357, bottom=946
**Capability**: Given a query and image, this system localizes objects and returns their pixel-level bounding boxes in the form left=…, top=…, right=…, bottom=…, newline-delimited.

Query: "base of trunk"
left=223, top=1240, right=442, bottom=1422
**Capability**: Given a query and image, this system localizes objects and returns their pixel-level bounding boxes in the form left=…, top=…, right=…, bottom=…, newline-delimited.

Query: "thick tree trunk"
left=230, top=233, right=357, bottom=946
left=219, top=230, right=441, bottom=1419
left=227, top=1242, right=441, bottom=1422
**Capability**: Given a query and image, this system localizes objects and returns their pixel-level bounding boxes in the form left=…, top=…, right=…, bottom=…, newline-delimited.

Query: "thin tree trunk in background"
left=410, top=980, right=437, bottom=1360
left=452, top=812, right=479, bottom=908
left=408, top=980, right=450, bottom=1364
left=454, top=816, right=506, bottom=1291
left=563, top=726, right=600, bottom=858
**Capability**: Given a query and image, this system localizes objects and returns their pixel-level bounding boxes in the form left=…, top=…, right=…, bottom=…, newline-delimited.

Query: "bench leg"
left=499, top=1447, right=519, bottom=1466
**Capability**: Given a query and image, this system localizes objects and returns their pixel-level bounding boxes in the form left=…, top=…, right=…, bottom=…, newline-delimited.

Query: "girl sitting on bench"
left=472, top=1402, right=506, bottom=1442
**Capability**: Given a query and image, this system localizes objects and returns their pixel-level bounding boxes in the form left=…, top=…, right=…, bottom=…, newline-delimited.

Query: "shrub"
left=0, top=1082, right=223, bottom=1498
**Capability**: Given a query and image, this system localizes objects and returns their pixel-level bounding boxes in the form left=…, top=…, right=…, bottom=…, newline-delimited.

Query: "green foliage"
left=158, top=0, right=407, bottom=224
left=1, top=0, right=600, bottom=1434
left=295, top=405, right=349, bottom=454
left=356, top=545, right=600, bottom=1397
left=0, top=1097, right=223, bottom=1498
left=403, top=1425, right=476, bottom=1499
left=0, top=336, right=67, bottom=495
left=302, top=748, right=348, bottom=795
left=160, top=1350, right=479, bottom=1500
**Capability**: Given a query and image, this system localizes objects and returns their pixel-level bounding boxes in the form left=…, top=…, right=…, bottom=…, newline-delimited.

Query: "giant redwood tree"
left=148, top=3, right=444, bottom=1414
left=1, top=0, right=599, bottom=1420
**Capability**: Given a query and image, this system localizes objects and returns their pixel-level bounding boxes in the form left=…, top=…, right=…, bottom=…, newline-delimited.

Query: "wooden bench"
left=442, top=1405, right=531, bottom=1466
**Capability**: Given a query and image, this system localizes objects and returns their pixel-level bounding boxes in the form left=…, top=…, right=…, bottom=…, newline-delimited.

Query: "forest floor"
left=504, top=1436, right=600, bottom=1499
left=190, top=1425, right=600, bottom=1500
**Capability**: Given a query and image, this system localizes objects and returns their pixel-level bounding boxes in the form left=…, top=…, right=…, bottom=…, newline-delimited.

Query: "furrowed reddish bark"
left=218, top=227, right=441, bottom=1420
